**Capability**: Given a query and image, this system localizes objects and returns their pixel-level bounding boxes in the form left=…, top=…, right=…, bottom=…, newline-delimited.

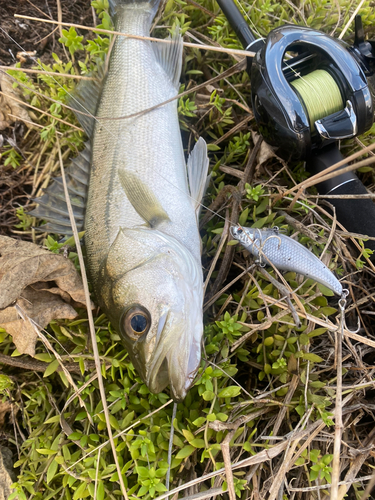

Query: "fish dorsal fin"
left=152, top=29, right=183, bottom=91
left=29, top=142, right=91, bottom=236
left=118, top=168, right=170, bottom=227
left=68, top=67, right=105, bottom=137
left=187, top=137, right=210, bottom=214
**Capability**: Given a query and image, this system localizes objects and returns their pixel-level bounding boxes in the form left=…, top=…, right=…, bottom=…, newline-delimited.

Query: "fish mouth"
left=145, top=311, right=202, bottom=401
left=146, top=354, right=199, bottom=401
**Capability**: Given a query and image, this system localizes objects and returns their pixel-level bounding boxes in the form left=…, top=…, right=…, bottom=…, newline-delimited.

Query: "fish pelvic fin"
left=152, top=29, right=183, bottom=91
left=118, top=168, right=170, bottom=227
left=108, top=0, right=162, bottom=18
left=187, top=137, right=210, bottom=216
left=29, top=143, right=91, bottom=236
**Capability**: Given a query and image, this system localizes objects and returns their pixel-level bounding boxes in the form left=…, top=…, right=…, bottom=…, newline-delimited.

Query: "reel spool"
left=250, top=22, right=375, bottom=160
left=290, top=69, right=343, bottom=132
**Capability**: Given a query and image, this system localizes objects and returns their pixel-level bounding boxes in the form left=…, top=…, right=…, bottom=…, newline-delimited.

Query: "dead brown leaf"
left=0, top=236, right=88, bottom=307
left=0, top=70, right=33, bottom=130
left=251, top=131, right=277, bottom=165
left=0, top=236, right=91, bottom=356
left=0, top=446, right=14, bottom=500
left=0, top=402, right=12, bottom=429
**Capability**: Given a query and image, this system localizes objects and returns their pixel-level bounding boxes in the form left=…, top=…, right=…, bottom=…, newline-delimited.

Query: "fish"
left=30, top=0, right=209, bottom=400
left=230, top=225, right=343, bottom=295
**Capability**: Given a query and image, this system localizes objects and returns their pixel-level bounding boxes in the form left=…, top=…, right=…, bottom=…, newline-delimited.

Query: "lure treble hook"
left=338, top=289, right=361, bottom=334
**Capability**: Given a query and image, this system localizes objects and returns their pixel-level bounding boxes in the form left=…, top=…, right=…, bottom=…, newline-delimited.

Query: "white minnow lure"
left=230, top=225, right=343, bottom=296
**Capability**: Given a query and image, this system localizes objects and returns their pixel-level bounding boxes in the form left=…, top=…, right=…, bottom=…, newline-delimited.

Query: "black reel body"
left=250, top=25, right=374, bottom=160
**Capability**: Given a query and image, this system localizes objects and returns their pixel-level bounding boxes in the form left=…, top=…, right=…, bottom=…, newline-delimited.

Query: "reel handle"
left=307, top=145, right=375, bottom=259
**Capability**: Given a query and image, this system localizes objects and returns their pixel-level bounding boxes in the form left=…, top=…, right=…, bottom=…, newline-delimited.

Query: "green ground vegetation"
left=1, top=0, right=375, bottom=498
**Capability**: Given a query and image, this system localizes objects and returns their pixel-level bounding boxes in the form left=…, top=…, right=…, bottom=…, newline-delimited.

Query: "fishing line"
left=280, top=55, right=345, bottom=133
left=290, top=69, right=343, bottom=130
left=236, top=1, right=262, bottom=40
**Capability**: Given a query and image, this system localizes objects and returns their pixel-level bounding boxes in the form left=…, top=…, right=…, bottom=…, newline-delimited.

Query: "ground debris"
left=0, top=70, right=32, bottom=130
left=0, top=446, right=14, bottom=500
left=0, top=235, right=89, bottom=356
left=251, top=131, right=277, bottom=166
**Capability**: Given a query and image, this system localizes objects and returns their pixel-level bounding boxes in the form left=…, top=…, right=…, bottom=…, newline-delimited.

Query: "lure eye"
left=121, top=305, right=151, bottom=340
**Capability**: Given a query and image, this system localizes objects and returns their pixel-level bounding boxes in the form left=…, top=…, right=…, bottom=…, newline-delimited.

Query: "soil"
left=0, top=0, right=92, bottom=238
left=0, top=0, right=93, bottom=66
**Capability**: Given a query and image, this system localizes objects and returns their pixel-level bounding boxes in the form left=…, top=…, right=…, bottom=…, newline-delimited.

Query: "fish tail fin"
left=108, top=0, right=162, bottom=18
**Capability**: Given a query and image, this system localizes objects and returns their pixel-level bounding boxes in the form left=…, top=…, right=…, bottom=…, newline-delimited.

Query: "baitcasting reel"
left=249, top=17, right=374, bottom=161
left=217, top=0, right=375, bottom=257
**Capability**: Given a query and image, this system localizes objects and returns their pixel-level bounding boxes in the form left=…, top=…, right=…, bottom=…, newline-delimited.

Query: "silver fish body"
left=231, top=226, right=343, bottom=295
left=82, top=0, right=209, bottom=400
left=32, top=0, right=209, bottom=401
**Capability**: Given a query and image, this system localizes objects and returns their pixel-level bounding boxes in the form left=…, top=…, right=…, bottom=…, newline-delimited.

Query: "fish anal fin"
left=187, top=137, right=209, bottom=215
left=118, top=169, right=170, bottom=227
left=152, top=30, right=183, bottom=91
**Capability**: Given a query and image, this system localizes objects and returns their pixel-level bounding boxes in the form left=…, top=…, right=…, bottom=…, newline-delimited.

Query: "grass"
left=1, top=0, right=375, bottom=499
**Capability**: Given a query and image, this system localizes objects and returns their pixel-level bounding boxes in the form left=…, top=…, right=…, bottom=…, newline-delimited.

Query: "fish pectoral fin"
left=118, top=169, right=170, bottom=227
left=152, top=29, right=183, bottom=91
left=187, top=137, right=210, bottom=216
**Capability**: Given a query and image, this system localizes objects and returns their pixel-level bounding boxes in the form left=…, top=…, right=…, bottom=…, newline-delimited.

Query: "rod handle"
left=306, top=145, right=375, bottom=259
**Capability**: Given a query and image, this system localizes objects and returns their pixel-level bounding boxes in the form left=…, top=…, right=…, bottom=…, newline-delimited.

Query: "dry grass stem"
left=153, top=421, right=323, bottom=500
left=2, top=1, right=374, bottom=497
left=289, top=474, right=375, bottom=492
left=55, top=135, right=129, bottom=500
left=276, top=142, right=375, bottom=202
left=0, top=66, right=94, bottom=79
left=66, top=398, right=173, bottom=471
left=220, top=432, right=236, bottom=500
left=0, top=89, right=84, bottom=131
left=14, top=14, right=256, bottom=58
left=338, top=0, right=367, bottom=38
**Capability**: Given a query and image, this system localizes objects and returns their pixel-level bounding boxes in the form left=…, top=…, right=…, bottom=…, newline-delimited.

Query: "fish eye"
left=237, top=228, right=243, bottom=234
left=121, top=305, right=151, bottom=340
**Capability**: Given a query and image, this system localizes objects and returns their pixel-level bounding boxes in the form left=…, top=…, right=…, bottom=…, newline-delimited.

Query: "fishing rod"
left=216, top=0, right=375, bottom=259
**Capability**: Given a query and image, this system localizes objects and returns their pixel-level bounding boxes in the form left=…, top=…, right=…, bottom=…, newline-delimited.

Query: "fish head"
left=101, top=227, right=204, bottom=401
left=230, top=225, right=254, bottom=246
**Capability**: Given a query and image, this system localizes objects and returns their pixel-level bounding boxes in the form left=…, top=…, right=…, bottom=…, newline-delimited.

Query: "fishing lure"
left=230, top=225, right=343, bottom=296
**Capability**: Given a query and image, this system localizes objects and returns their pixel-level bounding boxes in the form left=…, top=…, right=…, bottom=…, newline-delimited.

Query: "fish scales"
left=87, top=9, right=200, bottom=271
left=85, top=0, right=207, bottom=400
